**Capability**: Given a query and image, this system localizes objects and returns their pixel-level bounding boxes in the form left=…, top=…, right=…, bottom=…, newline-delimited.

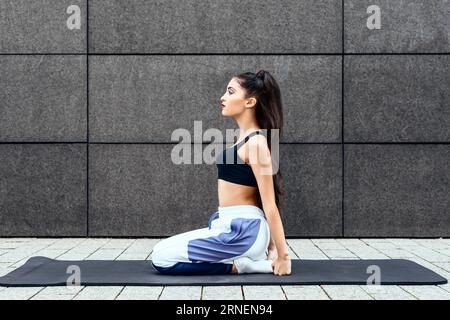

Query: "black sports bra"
left=216, top=130, right=263, bottom=187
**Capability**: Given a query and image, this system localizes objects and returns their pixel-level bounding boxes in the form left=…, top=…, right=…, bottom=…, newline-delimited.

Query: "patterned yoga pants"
left=150, top=204, right=271, bottom=275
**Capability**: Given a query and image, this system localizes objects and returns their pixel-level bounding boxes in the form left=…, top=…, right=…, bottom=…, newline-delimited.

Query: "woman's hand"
left=271, top=256, right=291, bottom=276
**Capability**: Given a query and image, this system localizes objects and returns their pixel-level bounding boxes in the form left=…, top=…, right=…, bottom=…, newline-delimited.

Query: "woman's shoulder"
left=242, top=132, right=271, bottom=164
left=248, top=131, right=269, bottom=148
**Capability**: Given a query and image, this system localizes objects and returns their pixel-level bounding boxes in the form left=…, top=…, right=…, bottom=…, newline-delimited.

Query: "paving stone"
left=362, top=239, right=396, bottom=244
left=31, top=294, right=76, bottom=300
left=287, top=239, right=316, bottom=246
left=45, top=239, right=87, bottom=250
left=349, top=252, right=390, bottom=259
left=321, top=249, right=358, bottom=259
left=125, top=239, right=161, bottom=253
left=159, top=286, right=202, bottom=300
left=78, top=239, right=110, bottom=247
left=282, top=285, right=330, bottom=300
left=116, top=286, right=163, bottom=300
left=20, top=239, right=57, bottom=246
left=85, top=249, right=125, bottom=260
left=335, top=239, right=367, bottom=246
left=288, top=243, right=324, bottom=255
left=315, top=242, right=346, bottom=250
left=387, top=239, right=422, bottom=246
left=0, top=238, right=33, bottom=242
left=287, top=240, right=318, bottom=252
left=321, top=285, right=373, bottom=300
left=413, top=240, right=450, bottom=250
left=9, top=256, right=43, bottom=269
left=31, top=249, right=69, bottom=259
left=0, top=287, right=45, bottom=300
left=410, top=250, right=450, bottom=263
left=403, top=256, right=439, bottom=270
left=62, top=248, right=101, bottom=256
left=311, top=239, right=341, bottom=244
left=341, top=244, right=374, bottom=251
left=57, top=252, right=91, bottom=260
left=0, top=242, right=26, bottom=249
left=438, top=282, right=450, bottom=294
left=0, top=267, right=12, bottom=277
left=243, top=286, right=286, bottom=300
left=377, top=249, right=417, bottom=258
left=362, top=242, right=398, bottom=250
left=0, top=253, right=25, bottom=261
left=362, top=285, right=417, bottom=300
left=391, top=245, right=423, bottom=252
left=344, top=246, right=380, bottom=253
left=73, top=286, right=124, bottom=300
left=399, top=285, right=450, bottom=300
left=436, top=249, right=450, bottom=256
left=6, top=248, right=42, bottom=255
left=433, top=262, right=450, bottom=273
left=202, top=286, right=243, bottom=300
left=116, top=252, right=150, bottom=260
left=30, top=286, right=84, bottom=300
left=8, top=246, right=59, bottom=257
left=120, top=247, right=152, bottom=256
left=0, top=262, right=12, bottom=268
left=287, top=246, right=297, bottom=259
left=101, top=239, right=136, bottom=249
left=294, top=248, right=327, bottom=254
left=296, top=253, right=330, bottom=259
left=0, top=250, right=46, bottom=263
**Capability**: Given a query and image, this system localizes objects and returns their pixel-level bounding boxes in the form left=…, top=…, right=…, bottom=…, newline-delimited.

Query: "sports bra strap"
left=235, top=130, right=262, bottom=149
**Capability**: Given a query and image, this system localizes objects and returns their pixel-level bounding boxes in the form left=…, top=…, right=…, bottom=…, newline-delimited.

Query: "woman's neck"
left=233, top=111, right=261, bottom=139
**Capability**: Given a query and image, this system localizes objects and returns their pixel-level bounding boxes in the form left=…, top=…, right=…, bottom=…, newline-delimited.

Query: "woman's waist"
left=217, top=204, right=265, bottom=219
left=218, top=198, right=260, bottom=208
left=218, top=188, right=259, bottom=207
left=218, top=179, right=258, bottom=194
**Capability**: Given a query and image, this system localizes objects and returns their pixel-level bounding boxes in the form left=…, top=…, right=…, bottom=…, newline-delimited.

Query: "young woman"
left=151, top=70, right=291, bottom=276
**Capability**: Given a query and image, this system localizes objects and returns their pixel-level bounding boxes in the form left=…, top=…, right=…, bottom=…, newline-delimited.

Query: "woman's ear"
left=245, top=97, right=257, bottom=109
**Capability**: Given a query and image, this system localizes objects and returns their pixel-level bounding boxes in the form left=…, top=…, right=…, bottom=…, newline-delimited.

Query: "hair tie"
left=256, top=70, right=265, bottom=79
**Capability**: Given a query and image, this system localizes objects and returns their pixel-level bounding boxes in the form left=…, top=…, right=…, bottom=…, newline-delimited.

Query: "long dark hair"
left=233, top=69, right=286, bottom=214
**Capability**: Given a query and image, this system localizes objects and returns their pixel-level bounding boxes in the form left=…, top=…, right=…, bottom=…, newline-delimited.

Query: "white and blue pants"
left=150, top=204, right=271, bottom=275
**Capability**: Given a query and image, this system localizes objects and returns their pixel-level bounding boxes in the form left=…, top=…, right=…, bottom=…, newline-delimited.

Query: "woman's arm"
left=247, top=136, right=291, bottom=275
left=263, top=206, right=291, bottom=276
left=264, top=204, right=289, bottom=259
left=268, top=234, right=276, bottom=249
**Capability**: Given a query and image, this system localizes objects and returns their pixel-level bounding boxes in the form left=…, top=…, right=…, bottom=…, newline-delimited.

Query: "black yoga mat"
left=0, top=256, right=447, bottom=287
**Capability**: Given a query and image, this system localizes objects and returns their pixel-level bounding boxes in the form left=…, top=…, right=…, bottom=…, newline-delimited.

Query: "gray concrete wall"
left=0, top=0, right=448, bottom=237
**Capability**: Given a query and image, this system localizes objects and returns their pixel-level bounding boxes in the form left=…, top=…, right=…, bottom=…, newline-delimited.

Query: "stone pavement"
left=0, top=238, right=449, bottom=300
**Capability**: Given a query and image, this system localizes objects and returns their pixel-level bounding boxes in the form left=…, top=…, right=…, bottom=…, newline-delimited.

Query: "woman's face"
left=220, top=78, right=255, bottom=116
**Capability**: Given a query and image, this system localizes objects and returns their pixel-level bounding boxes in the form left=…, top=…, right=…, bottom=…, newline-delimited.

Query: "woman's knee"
left=150, top=243, right=182, bottom=268
left=150, top=243, right=166, bottom=267
left=151, top=238, right=175, bottom=260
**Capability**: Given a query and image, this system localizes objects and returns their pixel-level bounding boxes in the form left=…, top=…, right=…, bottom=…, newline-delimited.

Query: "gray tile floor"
left=0, top=238, right=449, bottom=300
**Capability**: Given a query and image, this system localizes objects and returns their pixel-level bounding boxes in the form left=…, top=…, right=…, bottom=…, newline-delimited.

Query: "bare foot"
left=231, top=263, right=238, bottom=274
